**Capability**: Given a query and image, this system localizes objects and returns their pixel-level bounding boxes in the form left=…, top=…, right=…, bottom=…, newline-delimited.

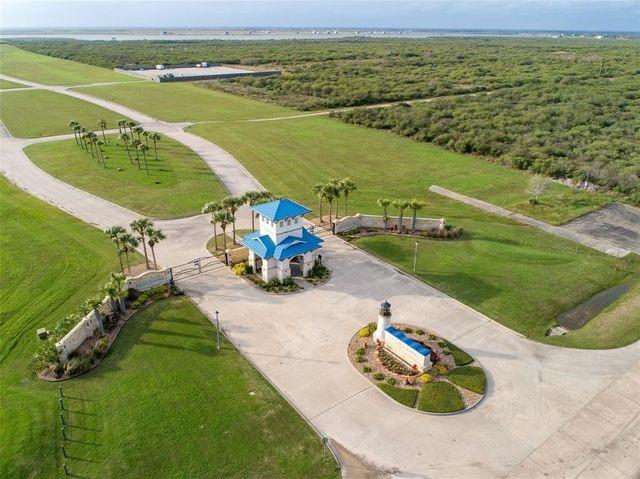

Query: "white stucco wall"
left=334, top=214, right=445, bottom=234
left=258, top=214, right=304, bottom=243
left=126, top=269, right=172, bottom=291
left=383, top=334, right=432, bottom=372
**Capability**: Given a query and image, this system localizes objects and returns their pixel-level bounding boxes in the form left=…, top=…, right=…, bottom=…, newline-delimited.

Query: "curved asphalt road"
left=1, top=74, right=638, bottom=478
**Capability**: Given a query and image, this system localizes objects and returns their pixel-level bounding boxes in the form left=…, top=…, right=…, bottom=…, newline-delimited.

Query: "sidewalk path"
left=429, top=185, right=631, bottom=257
left=1, top=72, right=638, bottom=477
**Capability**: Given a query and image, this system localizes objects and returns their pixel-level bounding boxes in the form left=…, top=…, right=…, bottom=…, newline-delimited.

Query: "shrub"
left=417, top=382, right=465, bottom=413
left=34, top=339, right=60, bottom=371
left=415, top=328, right=425, bottom=335
left=64, top=356, right=92, bottom=376
left=355, top=355, right=366, bottom=363
left=131, top=285, right=169, bottom=309
left=419, top=373, right=431, bottom=384
left=231, top=261, right=252, bottom=276
left=528, top=197, right=539, bottom=206
left=404, top=327, right=413, bottom=334
left=436, top=364, right=448, bottom=375
left=367, top=322, right=377, bottom=335
left=356, top=348, right=365, bottom=355
left=358, top=327, right=371, bottom=337
left=386, top=377, right=396, bottom=386
left=373, top=372, right=385, bottom=381
left=378, top=383, right=418, bottom=408
left=448, top=366, right=486, bottom=394
left=92, top=337, right=109, bottom=358
left=363, top=366, right=372, bottom=373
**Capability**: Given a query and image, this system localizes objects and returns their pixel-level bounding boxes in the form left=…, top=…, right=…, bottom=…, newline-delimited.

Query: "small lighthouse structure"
left=372, top=300, right=432, bottom=372
left=374, top=300, right=392, bottom=343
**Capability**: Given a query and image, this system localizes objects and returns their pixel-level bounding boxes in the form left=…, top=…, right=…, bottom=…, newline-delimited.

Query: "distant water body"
left=0, top=30, right=600, bottom=42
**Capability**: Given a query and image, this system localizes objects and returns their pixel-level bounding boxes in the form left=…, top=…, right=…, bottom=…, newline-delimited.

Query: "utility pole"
left=413, top=241, right=419, bottom=272
left=215, top=311, right=220, bottom=350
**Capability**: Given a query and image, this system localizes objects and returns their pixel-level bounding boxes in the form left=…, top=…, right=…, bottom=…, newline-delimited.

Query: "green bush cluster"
left=231, top=261, right=252, bottom=276
left=372, top=372, right=385, bottom=381
left=131, top=285, right=169, bottom=309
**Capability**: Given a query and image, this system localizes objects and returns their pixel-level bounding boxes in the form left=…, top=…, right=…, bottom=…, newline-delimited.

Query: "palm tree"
left=222, top=195, right=244, bottom=245
left=142, top=130, right=150, bottom=147
left=102, top=271, right=127, bottom=313
left=97, top=119, right=107, bottom=142
left=73, top=125, right=82, bottom=146
left=146, top=227, right=166, bottom=270
left=214, top=210, right=233, bottom=251
left=340, top=178, right=357, bottom=216
left=130, top=218, right=154, bottom=268
left=323, top=184, right=339, bottom=225
left=312, top=183, right=325, bottom=223
left=85, top=132, right=97, bottom=158
left=79, top=127, right=88, bottom=150
left=68, top=121, right=79, bottom=144
left=119, top=133, right=133, bottom=163
left=105, top=226, right=127, bottom=273
left=119, top=232, right=139, bottom=274
left=202, top=201, right=223, bottom=250
left=96, top=139, right=106, bottom=167
left=409, top=199, right=426, bottom=233
left=137, top=143, right=150, bottom=175
left=377, top=198, right=391, bottom=231
left=241, top=190, right=265, bottom=231
left=392, top=200, right=410, bottom=233
left=329, top=178, right=342, bottom=219
left=148, top=132, right=161, bottom=160
left=131, top=139, right=142, bottom=169
left=126, top=121, right=136, bottom=136
left=132, top=125, right=143, bottom=142
left=117, top=119, right=127, bottom=135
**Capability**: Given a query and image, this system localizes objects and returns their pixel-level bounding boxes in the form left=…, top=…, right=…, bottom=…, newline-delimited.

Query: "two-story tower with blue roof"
left=241, top=198, right=324, bottom=283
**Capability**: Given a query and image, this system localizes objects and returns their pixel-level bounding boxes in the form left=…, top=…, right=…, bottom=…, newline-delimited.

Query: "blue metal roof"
left=386, top=327, right=431, bottom=356
left=241, top=227, right=323, bottom=261
left=250, top=198, right=311, bottom=221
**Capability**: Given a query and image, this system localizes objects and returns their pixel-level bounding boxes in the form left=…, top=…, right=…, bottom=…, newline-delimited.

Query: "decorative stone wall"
left=56, top=271, right=171, bottom=363
left=334, top=214, right=445, bottom=234
left=55, top=299, right=114, bottom=363
left=126, top=269, right=172, bottom=291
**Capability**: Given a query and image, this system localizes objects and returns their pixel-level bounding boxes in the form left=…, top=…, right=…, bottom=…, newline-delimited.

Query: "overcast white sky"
left=1, top=1, right=638, bottom=31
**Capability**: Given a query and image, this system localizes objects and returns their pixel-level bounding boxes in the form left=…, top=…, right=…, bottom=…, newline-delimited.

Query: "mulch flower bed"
left=348, top=322, right=484, bottom=411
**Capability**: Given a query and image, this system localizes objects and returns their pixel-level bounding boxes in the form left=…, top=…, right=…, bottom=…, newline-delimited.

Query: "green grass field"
left=353, top=231, right=639, bottom=348
left=0, top=43, right=130, bottom=85
left=25, top=134, right=227, bottom=218
left=75, top=81, right=301, bottom=122
left=0, top=89, right=128, bottom=138
left=190, top=116, right=608, bottom=225
left=0, top=177, right=338, bottom=478
left=0, top=78, right=28, bottom=89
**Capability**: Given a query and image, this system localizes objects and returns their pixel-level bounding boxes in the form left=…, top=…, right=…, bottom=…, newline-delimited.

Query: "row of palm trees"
left=376, top=198, right=426, bottom=233
left=312, top=177, right=357, bottom=224
left=105, top=219, right=166, bottom=273
left=68, top=120, right=110, bottom=167
left=202, top=190, right=274, bottom=251
left=68, top=119, right=162, bottom=175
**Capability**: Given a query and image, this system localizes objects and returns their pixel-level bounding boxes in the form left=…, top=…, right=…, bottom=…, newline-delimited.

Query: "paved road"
left=429, top=185, right=631, bottom=257
left=1, top=73, right=639, bottom=477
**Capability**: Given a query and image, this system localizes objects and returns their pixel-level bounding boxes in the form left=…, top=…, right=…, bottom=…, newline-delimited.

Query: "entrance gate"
left=170, top=256, right=224, bottom=280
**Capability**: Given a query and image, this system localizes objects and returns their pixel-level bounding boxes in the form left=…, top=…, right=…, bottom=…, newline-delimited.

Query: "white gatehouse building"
left=241, top=198, right=323, bottom=283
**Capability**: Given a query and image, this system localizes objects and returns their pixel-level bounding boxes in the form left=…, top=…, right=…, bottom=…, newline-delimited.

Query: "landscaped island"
left=349, top=302, right=485, bottom=413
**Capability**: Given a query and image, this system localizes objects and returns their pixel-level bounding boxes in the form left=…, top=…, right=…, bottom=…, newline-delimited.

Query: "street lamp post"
left=215, top=310, right=220, bottom=350
left=413, top=241, right=419, bottom=272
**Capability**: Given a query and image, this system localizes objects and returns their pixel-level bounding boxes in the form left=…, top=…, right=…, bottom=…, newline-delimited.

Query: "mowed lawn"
left=0, top=43, right=130, bottom=85
left=0, top=89, right=127, bottom=138
left=0, top=78, right=28, bottom=89
left=75, top=81, right=300, bottom=122
left=190, top=117, right=638, bottom=347
left=26, top=134, right=227, bottom=218
left=191, top=116, right=608, bottom=225
left=353, top=226, right=639, bottom=348
left=0, top=177, right=338, bottom=478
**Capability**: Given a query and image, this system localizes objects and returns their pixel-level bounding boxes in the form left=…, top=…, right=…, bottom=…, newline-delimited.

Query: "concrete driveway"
left=178, top=232, right=640, bottom=478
